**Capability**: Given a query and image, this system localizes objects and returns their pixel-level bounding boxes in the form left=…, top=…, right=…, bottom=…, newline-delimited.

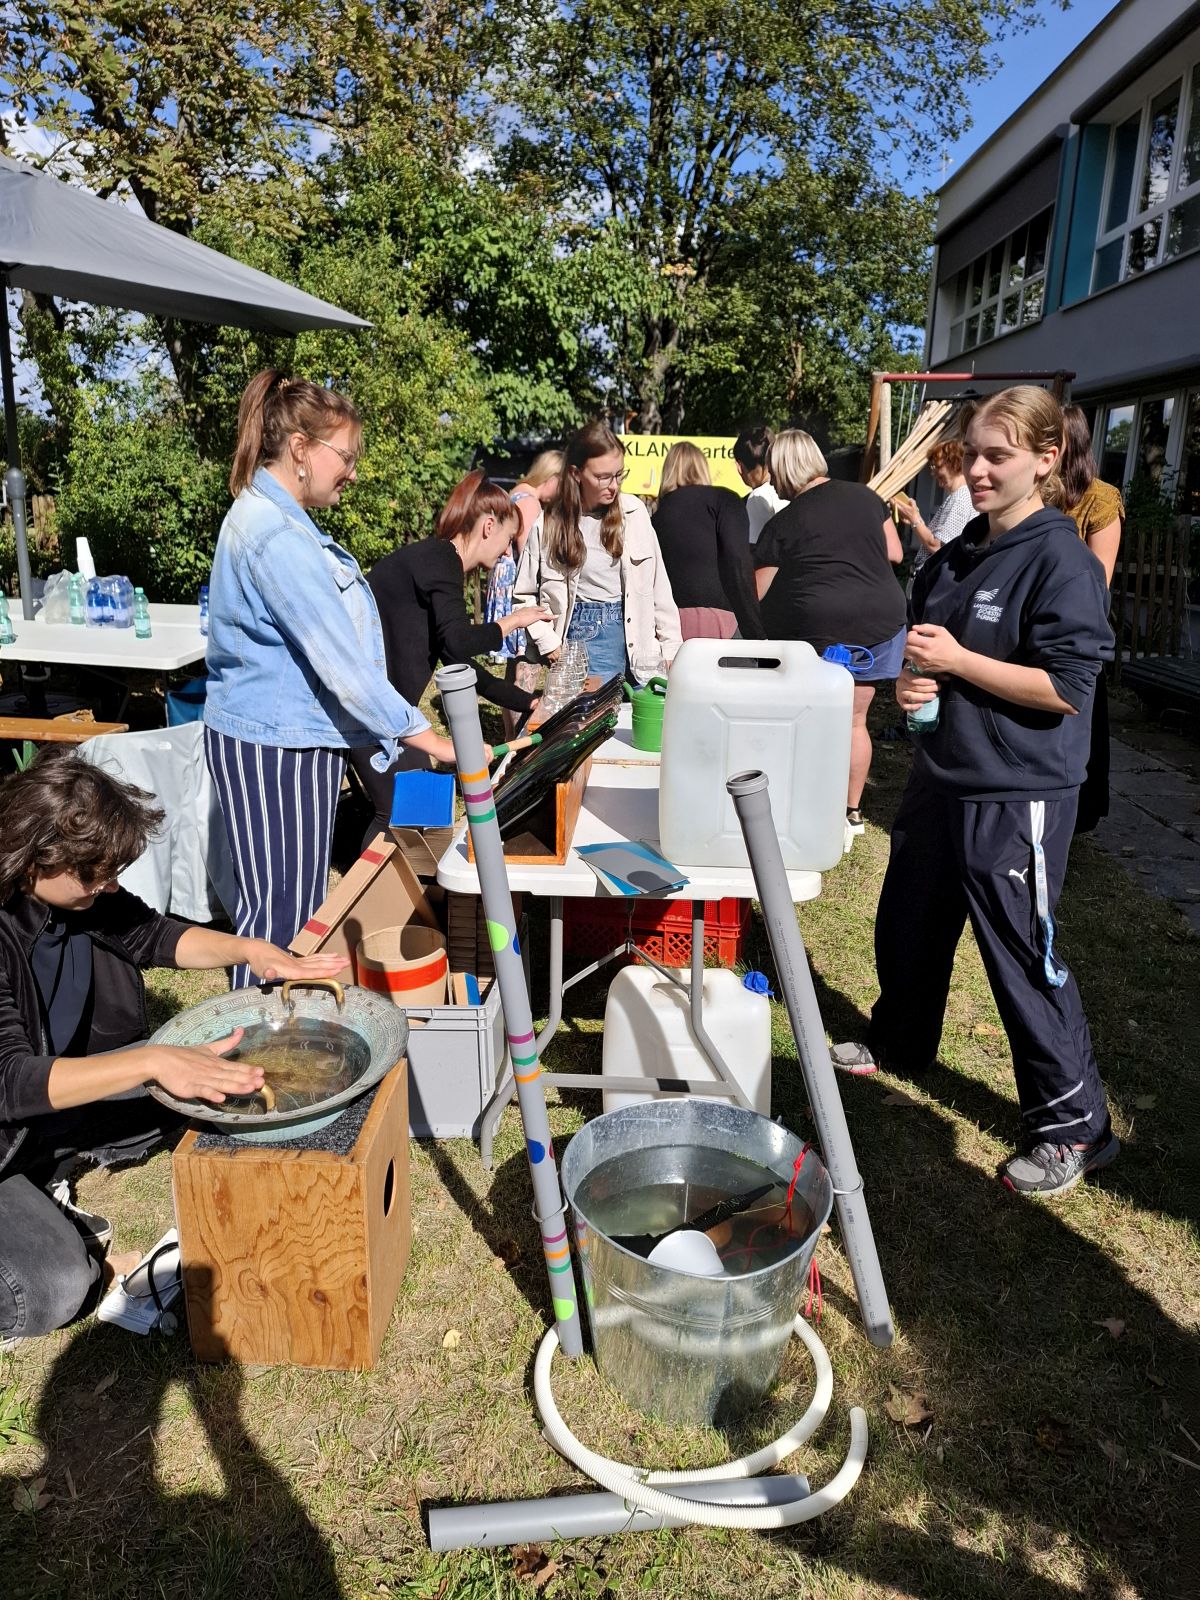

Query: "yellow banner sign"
left=618, top=435, right=746, bottom=498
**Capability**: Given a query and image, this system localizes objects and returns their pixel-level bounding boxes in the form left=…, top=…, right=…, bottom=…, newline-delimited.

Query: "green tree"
left=499, top=0, right=1064, bottom=432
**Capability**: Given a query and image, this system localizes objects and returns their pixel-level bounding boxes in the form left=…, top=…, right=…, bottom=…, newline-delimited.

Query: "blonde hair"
left=230, top=369, right=360, bottom=497
left=768, top=430, right=828, bottom=498
left=959, top=386, right=1064, bottom=503
left=523, top=450, right=564, bottom=491
left=659, top=441, right=711, bottom=498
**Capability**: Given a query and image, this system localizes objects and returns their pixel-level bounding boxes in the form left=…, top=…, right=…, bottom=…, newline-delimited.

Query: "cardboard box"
left=390, top=824, right=456, bottom=882
left=289, top=837, right=440, bottom=967
left=291, top=839, right=507, bottom=1141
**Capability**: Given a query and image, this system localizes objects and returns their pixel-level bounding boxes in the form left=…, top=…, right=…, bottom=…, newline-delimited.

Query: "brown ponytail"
left=543, top=421, right=626, bottom=571
left=229, top=369, right=362, bottom=497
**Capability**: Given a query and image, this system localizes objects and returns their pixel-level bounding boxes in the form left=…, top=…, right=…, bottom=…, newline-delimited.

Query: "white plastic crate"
left=404, top=973, right=507, bottom=1139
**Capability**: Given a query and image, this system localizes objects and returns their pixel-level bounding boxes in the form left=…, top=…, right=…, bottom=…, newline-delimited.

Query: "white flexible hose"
left=533, top=1313, right=868, bottom=1529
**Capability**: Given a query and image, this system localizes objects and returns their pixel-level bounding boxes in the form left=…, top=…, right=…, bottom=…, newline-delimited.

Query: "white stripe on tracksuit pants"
left=867, top=781, right=1110, bottom=1143
left=204, top=728, right=345, bottom=990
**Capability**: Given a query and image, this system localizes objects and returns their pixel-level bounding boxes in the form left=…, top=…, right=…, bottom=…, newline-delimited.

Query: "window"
left=946, top=209, right=1051, bottom=354
left=1135, top=396, right=1175, bottom=488
left=1099, top=403, right=1135, bottom=487
left=1177, top=392, right=1200, bottom=515
left=1093, top=61, right=1200, bottom=288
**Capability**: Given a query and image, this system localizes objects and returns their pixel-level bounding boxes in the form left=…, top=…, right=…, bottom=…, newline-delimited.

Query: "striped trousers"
left=204, top=728, right=346, bottom=990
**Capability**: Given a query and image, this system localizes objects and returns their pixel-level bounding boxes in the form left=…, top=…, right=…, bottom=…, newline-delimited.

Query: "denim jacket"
left=203, top=470, right=428, bottom=769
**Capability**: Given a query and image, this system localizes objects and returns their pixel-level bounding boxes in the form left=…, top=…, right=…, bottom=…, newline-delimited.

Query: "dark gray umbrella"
left=1, top=154, right=369, bottom=616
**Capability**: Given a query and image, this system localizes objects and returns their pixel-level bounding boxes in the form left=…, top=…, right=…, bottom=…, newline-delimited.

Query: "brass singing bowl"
left=146, top=978, right=409, bottom=1141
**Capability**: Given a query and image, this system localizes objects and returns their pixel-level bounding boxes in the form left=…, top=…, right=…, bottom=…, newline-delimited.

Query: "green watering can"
left=624, top=675, right=669, bottom=752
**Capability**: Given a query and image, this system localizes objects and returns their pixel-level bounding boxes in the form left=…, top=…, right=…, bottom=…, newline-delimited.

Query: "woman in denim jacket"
left=204, top=371, right=455, bottom=987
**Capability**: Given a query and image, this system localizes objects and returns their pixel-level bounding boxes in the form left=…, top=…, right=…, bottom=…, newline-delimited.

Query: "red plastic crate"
left=563, top=896, right=751, bottom=967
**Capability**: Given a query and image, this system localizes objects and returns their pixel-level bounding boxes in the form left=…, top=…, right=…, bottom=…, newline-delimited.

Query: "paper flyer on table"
left=575, top=840, right=689, bottom=896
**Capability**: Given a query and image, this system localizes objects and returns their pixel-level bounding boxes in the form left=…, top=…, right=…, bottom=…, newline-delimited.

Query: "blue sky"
left=904, top=0, right=1122, bottom=195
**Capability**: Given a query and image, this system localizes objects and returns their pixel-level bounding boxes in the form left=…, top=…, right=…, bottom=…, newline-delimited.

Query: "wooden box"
left=173, top=1064, right=410, bottom=1370
left=468, top=755, right=592, bottom=866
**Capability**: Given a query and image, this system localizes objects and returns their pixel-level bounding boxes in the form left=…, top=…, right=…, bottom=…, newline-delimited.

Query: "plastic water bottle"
left=133, top=587, right=152, bottom=639
left=107, top=575, right=133, bottom=629
left=69, top=572, right=86, bottom=625
left=198, top=583, right=209, bottom=638
left=0, top=595, right=14, bottom=645
left=85, top=576, right=107, bottom=627
left=904, top=660, right=940, bottom=734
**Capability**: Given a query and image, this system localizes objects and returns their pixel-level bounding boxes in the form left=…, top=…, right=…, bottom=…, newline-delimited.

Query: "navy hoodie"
left=909, top=508, right=1113, bottom=801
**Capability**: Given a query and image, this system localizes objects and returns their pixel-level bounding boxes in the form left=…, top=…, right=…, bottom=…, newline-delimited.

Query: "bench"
left=0, top=711, right=129, bottom=745
left=1121, top=656, right=1200, bottom=717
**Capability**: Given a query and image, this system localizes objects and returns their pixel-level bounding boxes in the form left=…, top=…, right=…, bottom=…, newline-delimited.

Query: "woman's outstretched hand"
left=148, top=1028, right=263, bottom=1104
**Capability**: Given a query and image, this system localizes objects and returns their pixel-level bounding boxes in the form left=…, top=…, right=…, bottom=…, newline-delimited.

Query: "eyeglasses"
left=313, top=437, right=359, bottom=469
left=587, top=467, right=629, bottom=486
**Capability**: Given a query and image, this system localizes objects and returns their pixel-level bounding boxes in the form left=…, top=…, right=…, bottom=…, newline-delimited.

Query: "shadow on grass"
left=749, top=853, right=1200, bottom=1592
left=0, top=1299, right=341, bottom=1599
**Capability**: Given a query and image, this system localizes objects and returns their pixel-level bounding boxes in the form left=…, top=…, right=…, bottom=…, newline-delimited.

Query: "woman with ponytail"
left=204, top=370, right=455, bottom=987
left=349, top=471, right=551, bottom=841
left=836, top=387, right=1119, bottom=1198
left=513, top=422, right=681, bottom=684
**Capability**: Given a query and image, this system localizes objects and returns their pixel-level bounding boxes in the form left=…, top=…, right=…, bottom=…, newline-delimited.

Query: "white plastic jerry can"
left=657, top=638, right=853, bottom=871
left=601, top=966, right=772, bottom=1115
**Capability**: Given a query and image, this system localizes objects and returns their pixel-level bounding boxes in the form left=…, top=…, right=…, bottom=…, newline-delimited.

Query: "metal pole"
left=727, top=770, right=894, bottom=1349
left=0, top=280, right=35, bottom=620
left=435, top=663, right=584, bottom=1357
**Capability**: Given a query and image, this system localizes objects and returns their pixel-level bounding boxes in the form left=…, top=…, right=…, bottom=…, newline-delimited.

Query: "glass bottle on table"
left=133, top=587, right=152, bottom=639
left=68, top=572, right=86, bottom=625
left=0, top=595, right=14, bottom=645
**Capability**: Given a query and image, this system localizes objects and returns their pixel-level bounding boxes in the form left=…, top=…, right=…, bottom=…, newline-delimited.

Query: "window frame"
left=1092, top=60, right=1200, bottom=291
left=946, top=207, right=1053, bottom=356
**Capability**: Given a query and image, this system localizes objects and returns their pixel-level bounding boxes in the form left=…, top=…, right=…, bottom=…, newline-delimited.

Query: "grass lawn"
left=1, top=714, right=1198, bottom=1599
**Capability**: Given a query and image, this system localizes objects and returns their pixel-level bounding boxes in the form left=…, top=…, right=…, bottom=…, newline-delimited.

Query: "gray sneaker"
left=830, top=1042, right=879, bottom=1076
left=1001, top=1130, right=1120, bottom=1196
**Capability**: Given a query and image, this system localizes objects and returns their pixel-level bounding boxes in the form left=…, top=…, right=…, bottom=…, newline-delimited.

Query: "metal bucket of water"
left=560, top=1099, right=833, bottom=1427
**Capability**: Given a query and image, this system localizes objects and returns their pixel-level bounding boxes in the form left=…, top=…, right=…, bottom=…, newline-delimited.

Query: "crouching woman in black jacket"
left=0, top=753, right=346, bottom=1344
left=837, top=387, right=1119, bottom=1199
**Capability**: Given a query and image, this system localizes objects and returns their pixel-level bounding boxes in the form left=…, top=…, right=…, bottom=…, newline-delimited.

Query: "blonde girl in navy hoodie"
left=834, top=387, right=1117, bottom=1197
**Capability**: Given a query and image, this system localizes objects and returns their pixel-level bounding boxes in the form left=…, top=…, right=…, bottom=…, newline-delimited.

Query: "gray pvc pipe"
left=727, top=770, right=895, bottom=1349
left=427, top=1473, right=812, bottom=1549
left=435, top=663, right=583, bottom=1357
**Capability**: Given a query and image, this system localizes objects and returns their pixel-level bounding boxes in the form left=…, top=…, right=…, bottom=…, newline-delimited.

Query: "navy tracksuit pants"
left=867, top=779, right=1110, bottom=1144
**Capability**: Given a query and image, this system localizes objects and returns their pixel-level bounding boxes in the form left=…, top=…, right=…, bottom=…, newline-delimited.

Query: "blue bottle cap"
left=742, top=970, right=774, bottom=997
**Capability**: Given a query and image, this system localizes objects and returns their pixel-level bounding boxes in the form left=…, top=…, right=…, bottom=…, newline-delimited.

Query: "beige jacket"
left=514, top=494, right=682, bottom=684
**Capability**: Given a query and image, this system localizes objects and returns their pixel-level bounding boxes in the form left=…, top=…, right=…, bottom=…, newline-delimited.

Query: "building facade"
left=925, top=0, right=1200, bottom=517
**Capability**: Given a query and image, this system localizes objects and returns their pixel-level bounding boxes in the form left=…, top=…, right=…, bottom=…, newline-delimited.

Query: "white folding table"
left=2, top=602, right=207, bottom=718
left=438, top=708, right=822, bottom=1164
left=3, top=602, right=207, bottom=670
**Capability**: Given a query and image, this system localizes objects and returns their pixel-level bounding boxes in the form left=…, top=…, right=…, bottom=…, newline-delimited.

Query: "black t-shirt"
left=652, top=485, right=764, bottom=638
left=30, top=913, right=94, bottom=1056
left=753, top=480, right=906, bottom=652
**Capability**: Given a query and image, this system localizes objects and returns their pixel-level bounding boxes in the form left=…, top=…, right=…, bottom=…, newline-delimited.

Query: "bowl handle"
left=281, top=978, right=346, bottom=1011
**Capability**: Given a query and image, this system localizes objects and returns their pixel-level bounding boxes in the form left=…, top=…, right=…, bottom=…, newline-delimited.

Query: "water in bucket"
left=574, top=1144, right=812, bottom=1276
